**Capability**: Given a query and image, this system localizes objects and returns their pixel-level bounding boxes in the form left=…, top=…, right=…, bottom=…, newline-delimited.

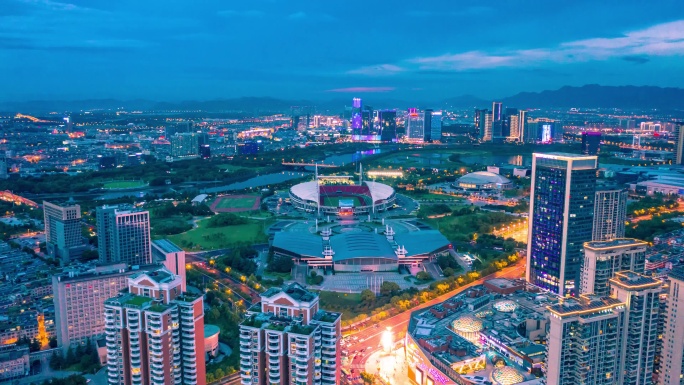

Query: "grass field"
left=318, top=291, right=362, bottom=319
left=215, top=196, right=258, bottom=209
left=166, top=217, right=271, bottom=250
left=103, top=180, right=146, bottom=189
left=321, top=195, right=367, bottom=207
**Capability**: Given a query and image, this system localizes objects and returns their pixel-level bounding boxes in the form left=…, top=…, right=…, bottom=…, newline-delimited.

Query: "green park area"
left=167, top=214, right=270, bottom=250
left=215, top=195, right=259, bottom=210
left=102, top=180, right=146, bottom=189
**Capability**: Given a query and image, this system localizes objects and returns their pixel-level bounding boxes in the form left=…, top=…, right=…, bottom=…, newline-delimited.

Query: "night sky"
left=2, top=0, right=684, bottom=101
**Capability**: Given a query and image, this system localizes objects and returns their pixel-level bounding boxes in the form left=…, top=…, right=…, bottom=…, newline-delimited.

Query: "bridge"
left=0, top=191, right=39, bottom=208
left=281, top=162, right=339, bottom=168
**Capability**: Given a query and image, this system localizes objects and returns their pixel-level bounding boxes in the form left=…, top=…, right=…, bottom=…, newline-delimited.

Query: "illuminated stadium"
left=289, top=175, right=396, bottom=216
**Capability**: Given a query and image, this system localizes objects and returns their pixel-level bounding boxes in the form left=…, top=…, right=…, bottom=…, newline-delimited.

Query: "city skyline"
left=1, top=0, right=684, bottom=101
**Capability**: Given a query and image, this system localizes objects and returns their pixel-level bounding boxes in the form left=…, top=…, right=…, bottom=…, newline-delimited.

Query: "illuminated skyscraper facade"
left=97, top=205, right=152, bottom=267
left=351, top=98, right=362, bottom=139
left=405, top=108, right=425, bottom=142
left=527, top=153, right=597, bottom=295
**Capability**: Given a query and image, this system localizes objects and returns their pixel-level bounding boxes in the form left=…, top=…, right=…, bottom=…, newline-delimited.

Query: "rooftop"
left=152, top=239, right=184, bottom=254
left=262, top=282, right=318, bottom=303
left=457, top=171, right=511, bottom=186
left=204, top=324, right=220, bottom=338
left=584, top=238, right=649, bottom=250
left=609, top=271, right=660, bottom=290
left=547, top=295, right=623, bottom=317
left=670, top=266, right=684, bottom=282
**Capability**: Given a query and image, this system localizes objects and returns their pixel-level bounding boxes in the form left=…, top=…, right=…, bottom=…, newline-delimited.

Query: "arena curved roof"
left=457, top=171, right=511, bottom=186
left=290, top=181, right=319, bottom=203
left=330, top=233, right=396, bottom=262
left=363, top=181, right=395, bottom=203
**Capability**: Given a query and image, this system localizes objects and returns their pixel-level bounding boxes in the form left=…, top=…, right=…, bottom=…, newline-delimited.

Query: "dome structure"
left=455, top=171, right=513, bottom=190
left=493, top=300, right=519, bottom=313
left=453, top=315, right=484, bottom=333
left=491, top=367, right=524, bottom=385
left=452, top=315, right=483, bottom=344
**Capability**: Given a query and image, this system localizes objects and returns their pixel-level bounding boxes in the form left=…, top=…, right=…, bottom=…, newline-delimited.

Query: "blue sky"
left=1, top=0, right=683, bottom=102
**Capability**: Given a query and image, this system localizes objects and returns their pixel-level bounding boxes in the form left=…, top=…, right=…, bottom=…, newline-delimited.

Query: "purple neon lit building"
left=351, top=97, right=363, bottom=139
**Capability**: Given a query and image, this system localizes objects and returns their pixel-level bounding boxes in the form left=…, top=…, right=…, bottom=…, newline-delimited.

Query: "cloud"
left=350, top=20, right=684, bottom=75
left=287, top=11, right=335, bottom=22
left=325, top=87, right=395, bottom=93
left=346, top=64, right=406, bottom=76
left=217, top=9, right=264, bottom=18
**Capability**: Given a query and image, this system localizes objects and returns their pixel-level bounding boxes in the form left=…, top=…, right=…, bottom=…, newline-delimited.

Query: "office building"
left=151, top=239, right=187, bottom=292
left=199, top=144, right=210, bottom=159
left=593, top=189, right=628, bottom=241
left=362, top=105, right=373, bottom=136
left=351, top=98, right=362, bottom=138
left=104, top=267, right=205, bottom=385
left=659, top=267, right=684, bottom=385
left=166, top=121, right=194, bottom=137
left=674, top=123, right=684, bottom=165
left=492, top=102, right=502, bottom=122
left=546, top=294, right=625, bottom=385
left=0, top=345, right=29, bottom=382
left=405, top=108, right=425, bottom=142
left=518, top=110, right=528, bottom=142
left=474, top=109, right=488, bottom=140
left=508, top=114, right=519, bottom=141
left=239, top=283, right=341, bottom=385
left=378, top=110, right=397, bottom=142
left=97, top=205, right=152, bottom=267
left=429, top=110, right=443, bottom=142
left=581, top=131, right=601, bottom=155
left=52, top=263, right=134, bottom=350
left=527, top=153, right=597, bottom=295
left=581, top=238, right=648, bottom=296
left=502, top=107, right=518, bottom=139
left=610, top=271, right=661, bottom=385
left=483, top=114, right=493, bottom=142
left=43, top=201, right=85, bottom=262
left=171, top=132, right=200, bottom=157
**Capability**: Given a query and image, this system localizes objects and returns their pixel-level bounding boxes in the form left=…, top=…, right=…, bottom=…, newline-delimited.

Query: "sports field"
left=321, top=195, right=367, bottom=207
left=210, top=195, right=260, bottom=212
left=103, top=180, right=146, bottom=189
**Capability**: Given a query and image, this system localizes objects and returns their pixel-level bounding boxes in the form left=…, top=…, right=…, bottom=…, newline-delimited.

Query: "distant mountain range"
left=2, top=85, right=683, bottom=114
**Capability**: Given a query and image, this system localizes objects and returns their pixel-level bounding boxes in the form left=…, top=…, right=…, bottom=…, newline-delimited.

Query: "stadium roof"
left=272, top=232, right=322, bottom=258
left=457, top=171, right=511, bottom=186
left=395, top=230, right=451, bottom=256
left=290, top=181, right=319, bottom=204
left=364, top=181, right=395, bottom=203
left=330, top=232, right=396, bottom=262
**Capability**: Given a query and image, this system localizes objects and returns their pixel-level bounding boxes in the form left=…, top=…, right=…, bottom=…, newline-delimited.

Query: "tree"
left=360, top=372, right=376, bottom=385
left=360, top=289, right=376, bottom=304
left=416, top=271, right=433, bottom=281
left=380, top=281, right=401, bottom=296
left=29, top=338, right=40, bottom=352
left=443, top=267, right=455, bottom=277
left=49, top=336, right=58, bottom=349
left=310, top=270, right=318, bottom=278
left=49, top=352, right=64, bottom=370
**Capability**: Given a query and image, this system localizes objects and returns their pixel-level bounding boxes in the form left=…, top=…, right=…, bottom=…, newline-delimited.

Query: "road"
left=342, top=263, right=526, bottom=384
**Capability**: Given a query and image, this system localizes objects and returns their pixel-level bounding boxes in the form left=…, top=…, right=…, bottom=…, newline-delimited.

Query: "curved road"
left=343, top=263, right=526, bottom=384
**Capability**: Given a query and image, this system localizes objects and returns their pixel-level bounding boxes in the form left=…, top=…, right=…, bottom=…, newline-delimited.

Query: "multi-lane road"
left=342, top=263, right=526, bottom=384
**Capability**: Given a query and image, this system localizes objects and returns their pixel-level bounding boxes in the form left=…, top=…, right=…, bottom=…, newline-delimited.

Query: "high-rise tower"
left=593, top=189, right=627, bottom=241
left=97, top=205, right=151, bottom=267
left=43, top=201, right=85, bottom=262
left=527, top=153, right=597, bottom=295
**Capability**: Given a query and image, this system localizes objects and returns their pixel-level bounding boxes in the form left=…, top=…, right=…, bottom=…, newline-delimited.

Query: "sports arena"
left=289, top=176, right=396, bottom=216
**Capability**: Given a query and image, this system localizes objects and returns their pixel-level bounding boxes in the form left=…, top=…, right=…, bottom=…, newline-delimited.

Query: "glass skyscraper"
left=526, top=153, right=597, bottom=296
left=378, top=110, right=397, bottom=142
left=351, top=98, right=362, bottom=139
